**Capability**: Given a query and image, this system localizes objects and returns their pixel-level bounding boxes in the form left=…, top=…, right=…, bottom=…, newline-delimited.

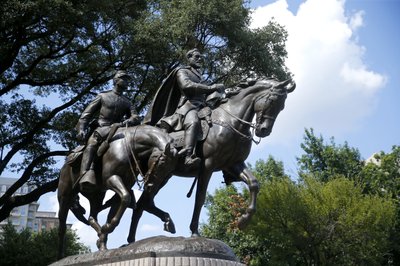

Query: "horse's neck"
left=217, top=87, right=261, bottom=129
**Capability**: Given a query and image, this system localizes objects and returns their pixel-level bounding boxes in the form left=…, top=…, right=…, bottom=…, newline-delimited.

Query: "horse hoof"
left=96, top=239, right=107, bottom=251
left=164, top=219, right=176, bottom=234
left=237, top=215, right=250, bottom=230
left=191, top=232, right=201, bottom=237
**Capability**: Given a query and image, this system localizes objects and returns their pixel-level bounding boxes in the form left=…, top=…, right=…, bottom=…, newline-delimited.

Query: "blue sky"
left=38, top=0, right=399, bottom=251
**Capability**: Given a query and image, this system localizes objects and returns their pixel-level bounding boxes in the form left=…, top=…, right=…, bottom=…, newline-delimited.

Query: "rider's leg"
left=79, top=133, right=100, bottom=192
left=178, top=110, right=201, bottom=167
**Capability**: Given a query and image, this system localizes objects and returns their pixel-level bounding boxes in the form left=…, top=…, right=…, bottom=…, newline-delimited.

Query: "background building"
left=0, top=177, right=71, bottom=233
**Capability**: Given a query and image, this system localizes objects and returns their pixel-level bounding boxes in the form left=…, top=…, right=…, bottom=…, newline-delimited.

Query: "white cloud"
left=340, top=62, right=387, bottom=93
left=250, top=0, right=387, bottom=146
left=349, top=11, right=364, bottom=30
left=48, top=193, right=59, bottom=213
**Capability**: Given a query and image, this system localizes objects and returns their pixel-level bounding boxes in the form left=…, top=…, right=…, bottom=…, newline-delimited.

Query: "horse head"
left=253, top=79, right=296, bottom=137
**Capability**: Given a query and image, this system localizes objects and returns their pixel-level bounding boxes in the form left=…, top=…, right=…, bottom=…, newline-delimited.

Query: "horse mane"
left=229, top=78, right=280, bottom=100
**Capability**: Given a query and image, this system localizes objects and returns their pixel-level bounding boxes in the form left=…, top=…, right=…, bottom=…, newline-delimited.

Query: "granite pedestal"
left=51, top=236, right=245, bottom=266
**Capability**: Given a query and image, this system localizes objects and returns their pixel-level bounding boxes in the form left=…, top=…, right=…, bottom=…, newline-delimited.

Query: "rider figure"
left=176, top=49, right=226, bottom=166
left=76, top=70, right=140, bottom=192
left=144, top=48, right=224, bottom=167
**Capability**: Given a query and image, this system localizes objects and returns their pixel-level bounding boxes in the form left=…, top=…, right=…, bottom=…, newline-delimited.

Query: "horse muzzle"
left=255, top=126, right=272, bottom=137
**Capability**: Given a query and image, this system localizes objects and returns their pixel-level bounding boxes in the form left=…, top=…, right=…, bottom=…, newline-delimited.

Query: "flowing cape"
left=143, top=67, right=185, bottom=126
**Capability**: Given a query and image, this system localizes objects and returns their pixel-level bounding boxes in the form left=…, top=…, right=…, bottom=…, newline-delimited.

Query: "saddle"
left=65, top=145, right=85, bottom=166
left=163, top=90, right=236, bottom=149
left=169, top=106, right=212, bottom=149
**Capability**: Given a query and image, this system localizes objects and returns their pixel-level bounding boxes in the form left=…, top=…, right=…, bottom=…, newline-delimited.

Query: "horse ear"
left=279, top=79, right=291, bottom=87
left=286, top=81, right=296, bottom=93
left=164, top=142, right=172, bottom=157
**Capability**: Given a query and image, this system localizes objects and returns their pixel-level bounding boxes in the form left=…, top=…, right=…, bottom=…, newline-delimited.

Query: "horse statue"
left=57, top=125, right=178, bottom=258
left=126, top=78, right=296, bottom=242
left=57, top=77, right=295, bottom=258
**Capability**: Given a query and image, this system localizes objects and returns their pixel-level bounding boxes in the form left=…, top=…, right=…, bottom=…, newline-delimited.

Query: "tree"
left=297, top=128, right=364, bottom=183
left=202, top=153, right=397, bottom=265
left=361, top=146, right=400, bottom=197
left=0, top=223, right=89, bottom=265
left=202, top=156, right=288, bottom=265
left=360, top=146, right=400, bottom=264
left=294, top=129, right=400, bottom=264
left=202, top=185, right=271, bottom=265
left=0, top=0, right=291, bottom=221
left=250, top=176, right=396, bottom=265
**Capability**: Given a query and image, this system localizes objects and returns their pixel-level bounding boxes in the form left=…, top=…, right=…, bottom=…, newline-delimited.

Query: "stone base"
left=51, top=236, right=245, bottom=266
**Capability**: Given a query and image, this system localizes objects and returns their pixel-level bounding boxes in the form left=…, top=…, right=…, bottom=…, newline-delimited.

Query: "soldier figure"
left=144, top=48, right=224, bottom=167
left=76, top=70, right=140, bottom=192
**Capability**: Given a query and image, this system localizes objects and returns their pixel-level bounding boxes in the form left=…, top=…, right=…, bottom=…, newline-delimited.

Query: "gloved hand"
left=123, top=115, right=141, bottom=126
left=210, top=83, right=225, bottom=93
left=77, top=127, right=87, bottom=141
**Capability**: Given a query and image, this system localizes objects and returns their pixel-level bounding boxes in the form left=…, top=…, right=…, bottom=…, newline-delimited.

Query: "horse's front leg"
left=128, top=193, right=176, bottom=243
left=101, top=175, right=131, bottom=236
left=224, top=162, right=259, bottom=229
left=95, top=196, right=119, bottom=251
left=190, top=167, right=213, bottom=237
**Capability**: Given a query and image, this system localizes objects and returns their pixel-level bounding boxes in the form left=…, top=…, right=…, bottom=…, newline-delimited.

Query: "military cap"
left=114, top=70, right=131, bottom=79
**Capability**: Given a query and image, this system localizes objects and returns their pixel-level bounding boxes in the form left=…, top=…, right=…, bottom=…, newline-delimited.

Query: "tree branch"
left=0, top=67, right=112, bottom=175
left=0, top=150, right=68, bottom=206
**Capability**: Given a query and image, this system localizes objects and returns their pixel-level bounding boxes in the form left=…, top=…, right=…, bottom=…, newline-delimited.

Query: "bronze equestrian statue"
left=57, top=51, right=295, bottom=258
left=130, top=48, right=296, bottom=241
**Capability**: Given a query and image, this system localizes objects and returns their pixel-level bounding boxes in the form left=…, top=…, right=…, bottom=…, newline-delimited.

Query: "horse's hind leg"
left=97, top=195, right=120, bottom=250
left=190, top=167, right=213, bottom=237
left=57, top=165, right=74, bottom=259
left=57, top=194, right=70, bottom=259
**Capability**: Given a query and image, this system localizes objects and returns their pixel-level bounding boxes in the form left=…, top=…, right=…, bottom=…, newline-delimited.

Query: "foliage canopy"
left=0, top=223, right=89, bottom=265
left=202, top=130, right=399, bottom=265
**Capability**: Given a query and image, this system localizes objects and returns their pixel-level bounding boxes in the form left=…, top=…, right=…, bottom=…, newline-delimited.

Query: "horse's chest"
left=204, top=127, right=251, bottom=163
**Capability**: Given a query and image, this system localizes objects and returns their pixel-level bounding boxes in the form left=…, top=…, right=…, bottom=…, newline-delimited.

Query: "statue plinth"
left=51, top=236, right=245, bottom=266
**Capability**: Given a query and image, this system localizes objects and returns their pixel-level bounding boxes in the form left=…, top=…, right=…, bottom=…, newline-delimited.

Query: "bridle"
left=219, top=88, right=281, bottom=144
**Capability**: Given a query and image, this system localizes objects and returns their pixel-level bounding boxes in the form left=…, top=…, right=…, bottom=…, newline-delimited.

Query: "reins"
left=124, top=125, right=146, bottom=189
left=218, top=90, right=276, bottom=145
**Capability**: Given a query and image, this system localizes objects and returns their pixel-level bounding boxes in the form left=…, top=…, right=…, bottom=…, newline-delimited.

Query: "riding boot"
left=79, top=144, right=97, bottom=192
left=178, top=123, right=201, bottom=167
